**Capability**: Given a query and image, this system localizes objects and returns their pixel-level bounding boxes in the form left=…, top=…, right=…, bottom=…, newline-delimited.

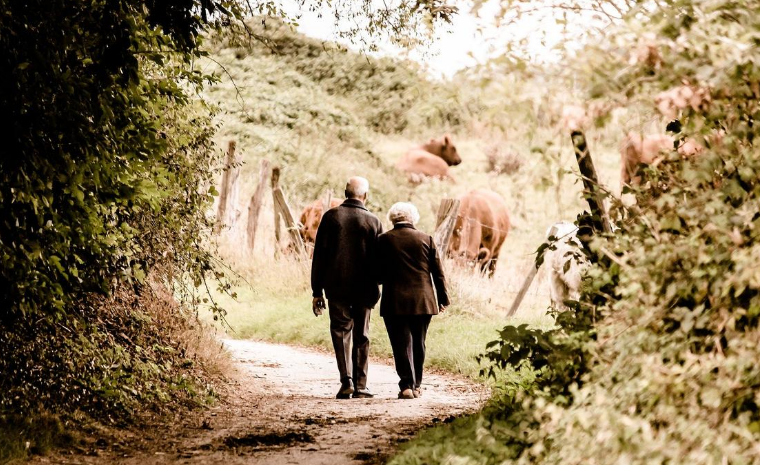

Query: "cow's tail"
left=477, top=247, right=491, bottom=271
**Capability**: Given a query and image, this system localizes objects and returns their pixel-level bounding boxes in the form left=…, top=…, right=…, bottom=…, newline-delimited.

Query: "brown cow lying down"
left=396, top=134, right=462, bottom=183
left=448, top=188, right=511, bottom=276
left=620, top=132, right=702, bottom=186
left=299, top=198, right=342, bottom=245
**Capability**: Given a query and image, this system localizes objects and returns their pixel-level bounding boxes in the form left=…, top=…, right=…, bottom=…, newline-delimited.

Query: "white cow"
left=544, top=221, right=588, bottom=309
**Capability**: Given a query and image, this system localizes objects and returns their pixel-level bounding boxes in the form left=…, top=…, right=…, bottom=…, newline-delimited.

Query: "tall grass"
left=205, top=251, right=555, bottom=378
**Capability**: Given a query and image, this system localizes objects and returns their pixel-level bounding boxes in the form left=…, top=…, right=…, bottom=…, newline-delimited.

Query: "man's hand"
left=312, top=297, right=326, bottom=317
left=439, top=304, right=447, bottom=314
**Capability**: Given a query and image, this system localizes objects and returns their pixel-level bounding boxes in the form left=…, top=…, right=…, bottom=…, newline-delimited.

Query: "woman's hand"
left=439, top=304, right=447, bottom=313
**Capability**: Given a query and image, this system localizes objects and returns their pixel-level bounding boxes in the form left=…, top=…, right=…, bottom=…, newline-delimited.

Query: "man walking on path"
left=311, top=177, right=383, bottom=399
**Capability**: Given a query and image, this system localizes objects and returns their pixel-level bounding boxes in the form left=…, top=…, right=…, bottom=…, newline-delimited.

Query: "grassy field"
left=198, top=20, right=625, bottom=380
left=206, top=253, right=553, bottom=379
left=190, top=20, right=652, bottom=465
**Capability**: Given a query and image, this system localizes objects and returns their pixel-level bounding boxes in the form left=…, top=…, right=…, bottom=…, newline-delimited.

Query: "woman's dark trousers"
left=383, top=315, right=432, bottom=390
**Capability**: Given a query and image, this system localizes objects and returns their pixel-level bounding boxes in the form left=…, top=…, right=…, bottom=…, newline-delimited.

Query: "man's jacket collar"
left=341, top=198, right=368, bottom=211
left=393, top=222, right=416, bottom=230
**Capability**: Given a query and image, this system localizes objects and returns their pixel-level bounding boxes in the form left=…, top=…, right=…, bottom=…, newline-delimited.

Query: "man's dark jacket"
left=376, top=223, right=450, bottom=317
left=311, top=198, right=383, bottom=308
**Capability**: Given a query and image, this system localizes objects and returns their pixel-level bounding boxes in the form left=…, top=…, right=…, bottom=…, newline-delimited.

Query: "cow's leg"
left=486, top=239, right=505, bottom=278
left=548, top=260, right=567, bottom=309
left=486, top=256, right=498, bottom=277
left=563, top=260, right=583, bottom=302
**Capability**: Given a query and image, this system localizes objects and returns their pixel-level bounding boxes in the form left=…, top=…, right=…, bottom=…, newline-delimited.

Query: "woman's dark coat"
left=377, top=223, right=450, bottom=317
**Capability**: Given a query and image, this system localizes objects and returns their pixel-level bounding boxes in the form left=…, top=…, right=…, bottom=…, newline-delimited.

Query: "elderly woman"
left=377, top=202, right=450, bottom=399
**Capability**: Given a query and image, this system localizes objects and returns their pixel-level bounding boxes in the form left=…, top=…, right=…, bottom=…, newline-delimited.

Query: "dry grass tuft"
left=485, top=144, right=524, bottom=176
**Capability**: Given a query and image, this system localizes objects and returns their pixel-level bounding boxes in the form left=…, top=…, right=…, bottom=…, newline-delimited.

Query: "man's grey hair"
left=388, top=202, right=420, bottom=225
left=345, top=176, right=369, bottom=198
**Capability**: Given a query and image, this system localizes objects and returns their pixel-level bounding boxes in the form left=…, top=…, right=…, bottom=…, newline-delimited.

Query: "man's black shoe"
left=352, top=388, right=375, bottom=399
left=336, top=381, right=354, bottom=399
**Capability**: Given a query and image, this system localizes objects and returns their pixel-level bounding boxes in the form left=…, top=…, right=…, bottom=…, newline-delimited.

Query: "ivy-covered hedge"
left=0, top=0, right=239, bottom=427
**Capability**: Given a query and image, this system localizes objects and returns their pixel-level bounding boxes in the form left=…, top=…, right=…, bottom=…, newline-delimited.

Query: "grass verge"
left=204, top=255, right=553, bottom=380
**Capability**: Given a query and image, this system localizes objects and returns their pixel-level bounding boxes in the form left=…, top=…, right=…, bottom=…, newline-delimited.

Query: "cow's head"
left=427, top=134, right=461, bottom=166
left=440, top=134, right=461, bottom=166
left=448, top=213, right=495, bottom=275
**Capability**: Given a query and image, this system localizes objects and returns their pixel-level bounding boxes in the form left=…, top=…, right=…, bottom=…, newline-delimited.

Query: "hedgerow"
left=392, top=0, right=760, bottom=463
left=0, top=2, right=240, bottom=456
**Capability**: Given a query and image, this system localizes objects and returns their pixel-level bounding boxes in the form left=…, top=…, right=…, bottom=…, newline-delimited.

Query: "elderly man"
left=377, top=202, right=449, bottom=400
left=311, top=176, right=383, bottom=399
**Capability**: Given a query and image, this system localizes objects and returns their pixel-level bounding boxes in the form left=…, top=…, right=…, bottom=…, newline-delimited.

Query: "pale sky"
left=283, top=0, right=576, bottom=79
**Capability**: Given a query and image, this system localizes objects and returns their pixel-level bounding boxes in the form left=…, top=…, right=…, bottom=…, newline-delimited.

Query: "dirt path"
left=39, top=339, right=487, bottom=464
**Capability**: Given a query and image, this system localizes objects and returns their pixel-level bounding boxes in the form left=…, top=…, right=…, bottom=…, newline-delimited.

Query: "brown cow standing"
left=299, top=198, right=342, bottom=247
left=448, top=189, right=511, bottom=276
left=397, top=135, right=462, bottom=182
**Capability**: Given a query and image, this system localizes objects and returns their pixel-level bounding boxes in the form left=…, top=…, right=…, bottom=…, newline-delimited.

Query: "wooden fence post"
left=506, top=222, right=569, bottom=317
left=271, top=167, right=307, bottom=259
left=506, top=265, right=539, bottom=318
left=433, top=198, right=460, bottom=253
left=570, top=130, right=612, bottom=234
left=323, top=190, right=333, bottom=213
left=214, top=140, right=240, bottom=234
left=271, top=166, right=282, bottom=248
left=247, top=159, right=271, bottom=251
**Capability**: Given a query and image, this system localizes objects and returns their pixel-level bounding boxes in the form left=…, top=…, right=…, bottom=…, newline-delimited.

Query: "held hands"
left=312, top=297, right=326, bottom=317
left=439, top=304, right=447, bottom=314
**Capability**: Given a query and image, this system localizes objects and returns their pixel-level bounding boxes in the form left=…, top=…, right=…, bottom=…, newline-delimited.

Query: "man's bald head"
left=345, top=176, right=369, bottom=202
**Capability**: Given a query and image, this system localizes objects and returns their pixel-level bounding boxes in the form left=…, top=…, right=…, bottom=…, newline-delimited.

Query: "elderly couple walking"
left=311, top=176, right=450, bottom=400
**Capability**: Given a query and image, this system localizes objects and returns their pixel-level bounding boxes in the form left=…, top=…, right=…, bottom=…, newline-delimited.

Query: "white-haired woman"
left=377, top=202, right=450, bottom=399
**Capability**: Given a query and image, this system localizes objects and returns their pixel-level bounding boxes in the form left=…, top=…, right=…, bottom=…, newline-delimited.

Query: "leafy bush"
left=210, top=18, right=477, bottom=136
left=0, top=1, right=236, bottom=453
left=393, top=0, right=760, bottom=463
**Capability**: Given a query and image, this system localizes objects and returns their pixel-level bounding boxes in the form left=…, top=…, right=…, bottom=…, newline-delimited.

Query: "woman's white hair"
left=388, top=202, right=420, bottom=225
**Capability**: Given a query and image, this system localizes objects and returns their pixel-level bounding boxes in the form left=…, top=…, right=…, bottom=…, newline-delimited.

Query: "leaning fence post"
left=506, top=264, right=539, bottom=318
left=271, top=167, right=307, bottom=259
left=433, top=198, right=460, bottom=254
left=570, top=130, right=612, bottom=234
left=247, top=159, right=271, bottom=252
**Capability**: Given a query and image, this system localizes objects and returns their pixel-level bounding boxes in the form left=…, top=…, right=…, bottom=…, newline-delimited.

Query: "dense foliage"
left=392, top=0, right=760, bottom=463
left=0, top=3, right=241, bottom=454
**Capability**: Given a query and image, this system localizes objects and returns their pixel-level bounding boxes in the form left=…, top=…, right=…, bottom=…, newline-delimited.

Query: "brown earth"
left=33, top=339, right=487, bottom=464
